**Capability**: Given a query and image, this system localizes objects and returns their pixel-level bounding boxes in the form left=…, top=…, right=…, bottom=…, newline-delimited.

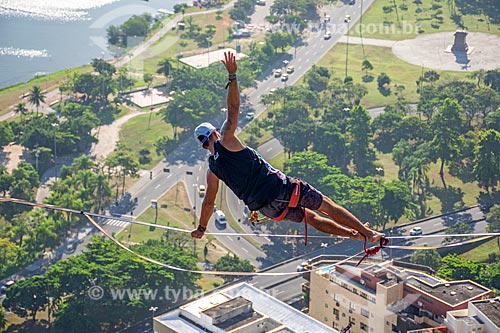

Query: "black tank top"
left=209, top=141, right=287, bottom=210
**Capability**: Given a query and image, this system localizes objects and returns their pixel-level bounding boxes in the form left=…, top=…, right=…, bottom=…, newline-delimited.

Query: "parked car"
left=410, top=227, right=422, bottom=236
left=274, top=68, right=282, bottom=77
left=324, top=31, right=332, bottom=40
left=245, top=112, right=255, bottom=121
left=286, top=65, right=295, bottom=74
left=281, top=74, right=289, bottom=81
left=198, top=184, right=206, bottom=197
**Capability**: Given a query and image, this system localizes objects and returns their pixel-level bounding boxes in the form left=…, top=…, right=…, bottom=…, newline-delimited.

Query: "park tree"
left=473, top=129, right=500, bottom=192
left=377, top=72, right=391, bottom=90
left=431, top=98, right=465, bottom=186
left=106, top=25, right=122, bottom=45
left=287, top=151, right=334, bottom=187
left=157, top=58, right=173, bottom=80
left=278, top=120, right=313, bottom=155
left=311, top=122, right=347, bottom=169
left=0, top=306, right=7, bottom=332
left=485, top=69, right=500, bottom=92
left=214, top=254, right=254, bottom=282
left=0, top=122, right=14, bottom=147
left=437, top=254, right=478, bottom=281
left=13, top=102, right=28, bottom=122
left=475, top=87, right=500, bottom=122
left=347, top=105, right=376, bottom=176
left=229, top=0, right=255, bottom=22
left=443, top=221, right=473, bottom=244
left=486, top=205, right=500, bottom=232
left=371, top=110, right=404, bottom=153
left=106, top=143, right=140, bottom=196
left=410, top=247, right=442, bottom=271
left=266, top=31, right=293, bottom=53
left=380, top=180, right=411, bottom=228
left=27, top=85, right=46, bottom=118
left=121, top=13, right=152, bottom=38
left=143, top=73, right=153, bottom=89
left=3, top=275, right=50, bottom=321
left=484, top=109, right=500, bottom=132
left=91, top=58, right=116, bottom=77
left=361, top=59, right=373, bottom=78
left=304, top=65, right=330, bottom=92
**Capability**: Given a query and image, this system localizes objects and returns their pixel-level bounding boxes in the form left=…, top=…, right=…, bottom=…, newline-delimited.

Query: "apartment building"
left=446, top=298, right=500, bottom=333
left=153, top=282, right=340, bottom=333
left=308, top=260, right=492, bottom=333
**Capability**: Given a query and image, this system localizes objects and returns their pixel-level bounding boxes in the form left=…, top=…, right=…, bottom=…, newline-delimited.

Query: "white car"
left=324, top=31, right=332, bottom=40
left=214, top=210, right=227, bottom=228
left=410, top=227, right=422, bottom=236
left=198, top=184, right=206, bottom=197
left=245, top=112, right=255, bottom=121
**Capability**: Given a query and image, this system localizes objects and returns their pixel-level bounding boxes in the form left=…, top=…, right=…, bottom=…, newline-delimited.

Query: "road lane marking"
left=242, top=247, right=249, bottom=253
left=154, top=184, right=161, bottom=189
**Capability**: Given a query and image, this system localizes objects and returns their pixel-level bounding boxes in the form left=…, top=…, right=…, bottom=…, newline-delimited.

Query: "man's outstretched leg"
left=304, top=209, right=366, bottom=240
left=316, top=196, right=384, bottom=243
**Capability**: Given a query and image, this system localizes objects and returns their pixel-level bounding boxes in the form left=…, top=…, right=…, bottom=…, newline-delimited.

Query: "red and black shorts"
left=258, top=177, right=323, bottom=222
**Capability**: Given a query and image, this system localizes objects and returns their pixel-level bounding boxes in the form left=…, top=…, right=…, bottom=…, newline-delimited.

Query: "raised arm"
left=219, top=51, right=242, bottom=149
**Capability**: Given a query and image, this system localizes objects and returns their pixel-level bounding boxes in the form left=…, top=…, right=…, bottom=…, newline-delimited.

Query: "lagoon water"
left=0, top=0, right=187, bottom=89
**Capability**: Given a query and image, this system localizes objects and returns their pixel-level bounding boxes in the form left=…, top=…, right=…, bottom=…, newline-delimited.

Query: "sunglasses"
left=198, top=133, right=211, bottom=147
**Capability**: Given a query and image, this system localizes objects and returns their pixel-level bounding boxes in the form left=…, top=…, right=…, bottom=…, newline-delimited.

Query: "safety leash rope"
left=356, top=236, right=390, bottom=266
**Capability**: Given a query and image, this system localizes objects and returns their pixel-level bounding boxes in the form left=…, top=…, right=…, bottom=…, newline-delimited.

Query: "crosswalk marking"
left=102, top=219, right=129, bottom=228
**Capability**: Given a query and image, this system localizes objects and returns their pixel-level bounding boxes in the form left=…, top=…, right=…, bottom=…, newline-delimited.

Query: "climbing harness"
left=249, top=182, right=309, bottom=244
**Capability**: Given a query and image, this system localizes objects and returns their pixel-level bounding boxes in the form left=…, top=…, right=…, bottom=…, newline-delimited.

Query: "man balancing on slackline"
left=191, top=51, right=383, bottom=245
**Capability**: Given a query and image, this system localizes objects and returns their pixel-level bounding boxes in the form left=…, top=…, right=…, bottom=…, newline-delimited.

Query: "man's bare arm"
left=220, top=52, right=240, bottom=140
left=191, top=170, right=219, bottom=239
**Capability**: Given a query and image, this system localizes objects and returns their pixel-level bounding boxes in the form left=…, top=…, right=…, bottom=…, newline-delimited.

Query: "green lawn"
left=119, top=111, right=173, bottom=169
left=317, top=43, right=471, bottom=108
left=351, top=0, right=500, bottom=40
left=129, top=9, right=233, bottom=75
left=460, top=238, right=500, bottom=263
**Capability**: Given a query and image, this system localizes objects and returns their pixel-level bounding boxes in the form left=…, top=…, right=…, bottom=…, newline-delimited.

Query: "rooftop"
left=154, top=283, right=339, bottom=333
left=472, top=298, right=500, bottom=328
left=406, top=278, right=490, bottom=306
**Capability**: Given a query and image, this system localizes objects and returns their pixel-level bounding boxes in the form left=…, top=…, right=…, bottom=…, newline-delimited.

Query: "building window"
left=325, top=289, right=329, bottom=294
left=324, top=317, right=328, bottom=322
left=349, top=316, right=356, bottom=324
left=349, top=302, right=356, bottom=311
left=334, top=294, right=341, bottom=302
left=333, top=322, right=338, bottom=329
left=325, top=303, right=329, bottom=308
left=360, top=322, right=368, bottom=331
left=361, top=308, right=369, bottom=318
left=333, top=309, right=339, bottom=316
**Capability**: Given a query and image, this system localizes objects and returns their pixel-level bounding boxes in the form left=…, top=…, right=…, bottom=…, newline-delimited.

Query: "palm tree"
left=27, top=85, right=46, bottom=118
left=157, top=58, right=173, bottom=81
left=13, top=102, right=28, bottom=122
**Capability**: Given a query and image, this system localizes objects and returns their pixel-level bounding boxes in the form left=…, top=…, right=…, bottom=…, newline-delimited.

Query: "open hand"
left=221, top=51, right=237, bottom=74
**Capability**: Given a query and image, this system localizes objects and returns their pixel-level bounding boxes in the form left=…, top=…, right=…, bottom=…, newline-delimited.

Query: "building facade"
left=308, top=260, right=492, bottom=333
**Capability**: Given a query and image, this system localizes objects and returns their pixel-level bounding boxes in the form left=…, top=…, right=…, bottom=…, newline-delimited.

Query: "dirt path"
left=0, top=143, right=28, bottom=172
left=90, top=109, right=143, bottom=162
